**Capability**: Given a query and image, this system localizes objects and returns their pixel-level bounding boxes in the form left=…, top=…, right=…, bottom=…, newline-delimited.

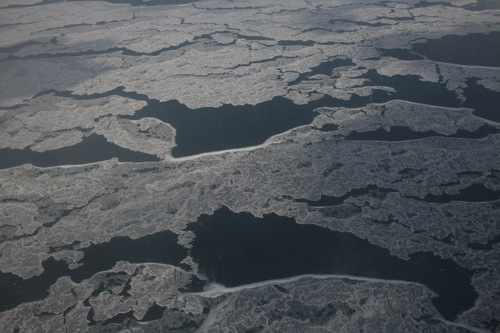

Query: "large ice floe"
left=0, top=0, right=499, bottom=332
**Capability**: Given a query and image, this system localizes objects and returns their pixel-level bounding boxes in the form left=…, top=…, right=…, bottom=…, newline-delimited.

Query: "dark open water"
left=186, top=206, right=477, bottom=321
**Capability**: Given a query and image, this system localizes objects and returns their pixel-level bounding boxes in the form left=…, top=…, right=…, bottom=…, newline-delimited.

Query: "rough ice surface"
left=0, top=0, right=499, bottom=332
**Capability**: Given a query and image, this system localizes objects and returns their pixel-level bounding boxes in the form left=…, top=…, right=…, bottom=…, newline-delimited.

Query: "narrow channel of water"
left=0, top=133, right=160, bottom=169
left=0, top=230, right=188, bottom=312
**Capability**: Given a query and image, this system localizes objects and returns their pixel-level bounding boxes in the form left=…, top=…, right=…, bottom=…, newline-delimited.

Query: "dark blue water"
left=0, top=258, right=71, bottom=312
left=423, top=183, right=500, bottom=203
left=413, top=1, right=455, bottom=9
left=463, top=78, right=500, bottom=122
left=362, top=69, right=460, bottom=107
left=288, top=58, right=355, bottom=85
left=463, top=1, right=500, bottom=12
left=123, top=97, right=322, bottom=158
left=0, top=133, right=160, bottom=169
left=412, top=32, right=500, bottom=67
left=468, top=235, right=500, bottom=251
left=141, top=304, right=166, bottom=321
left=295, top=185, right=396, bottom=206
left=70, top=231, right=190, bottom=283
left=186, top=206, right=477, bottom=321
left=329, top=19, right=391, bottom=27
left=344, top=125, right=500, bottom=141
left=0, top=230, right=188, bottom=312
left=313, top=123, right=339, bottom=132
